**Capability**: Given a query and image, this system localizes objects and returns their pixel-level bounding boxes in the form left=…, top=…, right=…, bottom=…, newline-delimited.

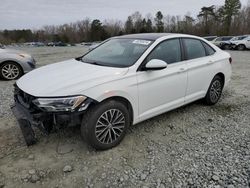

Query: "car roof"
left=114, top=33, right=177, bottom=41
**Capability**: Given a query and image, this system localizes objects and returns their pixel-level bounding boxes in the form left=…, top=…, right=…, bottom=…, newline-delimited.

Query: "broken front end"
left=11, top=85, right=94, bottom=146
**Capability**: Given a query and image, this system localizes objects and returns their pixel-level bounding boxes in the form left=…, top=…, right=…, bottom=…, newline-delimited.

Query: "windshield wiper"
left=89, top=62, right=105, bottom=66
left=80, top=58, right=105, bottom=66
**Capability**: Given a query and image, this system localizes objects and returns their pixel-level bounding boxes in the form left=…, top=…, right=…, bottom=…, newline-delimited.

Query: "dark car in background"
left=47, top=41, right=67, bottom=47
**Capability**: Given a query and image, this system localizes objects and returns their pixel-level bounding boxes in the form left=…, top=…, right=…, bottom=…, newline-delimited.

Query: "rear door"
left=245, top=37, right=250, bottom=49
left=182, top=38, right=216, bottom=103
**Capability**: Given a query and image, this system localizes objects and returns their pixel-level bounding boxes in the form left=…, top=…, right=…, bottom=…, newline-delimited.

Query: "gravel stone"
left=30, top=174, right=40, bottom=183
left=27, top=154, right=34, bottom=160
left=28, top=169, right=36, bottom=175
left=140, top=173, right=147, bottom=181
left=212, top=175, right=220, bottom=181
left=0, top=49, right=249, bottom=188
left=63, top=165, right=73, bottom=173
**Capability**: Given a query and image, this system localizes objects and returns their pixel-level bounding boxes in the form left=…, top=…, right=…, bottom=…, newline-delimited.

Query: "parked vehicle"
left=12, top=33, right=232, bottom=150
left=24, top=42, right=45, bottom=47
left=220, top=35, right=248, bottom=50
left=203, top=36, right=217, bottom=41
left=88, top=42, right=101, bottom=51
left=47, top=41, right=66, bottom=47
left=211, top=36, right=234, bottom=47
left=0, top=47, right=36, bottom=80
left=230, top=35, right=250, bottom=50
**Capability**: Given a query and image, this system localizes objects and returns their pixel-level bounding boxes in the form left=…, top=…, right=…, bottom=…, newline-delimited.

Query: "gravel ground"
left=0, top=47, right=249, bottom=188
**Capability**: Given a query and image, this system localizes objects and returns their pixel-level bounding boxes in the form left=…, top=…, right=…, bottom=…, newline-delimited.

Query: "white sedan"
left=12, top=33, right=232, bottom=150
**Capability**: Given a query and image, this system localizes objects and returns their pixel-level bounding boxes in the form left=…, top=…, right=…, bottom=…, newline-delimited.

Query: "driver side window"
left=146, top=39, right=182, bottom=64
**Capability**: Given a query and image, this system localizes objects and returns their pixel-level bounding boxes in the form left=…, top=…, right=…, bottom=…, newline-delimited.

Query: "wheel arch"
left=237, top=43, right=246, bottom=50
left=0, top=60, right=24, bottom=73
left=99, top=96, right=134, bottom=126
left=215, top=72, right=225, bottom=88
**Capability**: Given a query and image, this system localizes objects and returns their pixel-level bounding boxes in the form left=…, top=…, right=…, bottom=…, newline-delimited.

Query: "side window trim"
left=201, top=41, right=210, bottom=56
left=201, top=41, right=216, bottom=56
left=137, top=38, right=184, bottom=71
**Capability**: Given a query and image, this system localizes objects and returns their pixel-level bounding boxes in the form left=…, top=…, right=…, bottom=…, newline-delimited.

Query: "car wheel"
left=204, top=75, right=223, bottom=105
left=237, top=44, right=246, bottom=51
left=0, top=62, right=23, bottom=80
left=223, top=44, right=230, bottom=50
left=81, top=100, right=130, bottom=150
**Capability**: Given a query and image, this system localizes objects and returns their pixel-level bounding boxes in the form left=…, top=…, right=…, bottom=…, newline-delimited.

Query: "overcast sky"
left=0, top=0, right=248, bottom=30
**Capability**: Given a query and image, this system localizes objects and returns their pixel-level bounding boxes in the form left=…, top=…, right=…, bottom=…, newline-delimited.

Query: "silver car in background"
left=0, top=46, right=36, bottom=80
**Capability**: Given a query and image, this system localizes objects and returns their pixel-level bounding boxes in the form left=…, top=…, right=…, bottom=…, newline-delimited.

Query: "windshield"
left=81, top=38, right=153, bottom=68
left=231, top=36, right=248, bottom=41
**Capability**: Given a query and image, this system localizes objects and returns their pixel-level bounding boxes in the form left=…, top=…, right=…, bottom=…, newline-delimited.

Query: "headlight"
left=33, top=96, right=87, bottom=112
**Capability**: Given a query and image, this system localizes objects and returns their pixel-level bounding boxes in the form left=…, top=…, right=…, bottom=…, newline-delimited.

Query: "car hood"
left=17, top=59, right=129, bottom=97
left=231, top=40, right=244, bottom=44
left=0, top=48, right=25, bottom=54
left=0, top=48, right=32, bottom=58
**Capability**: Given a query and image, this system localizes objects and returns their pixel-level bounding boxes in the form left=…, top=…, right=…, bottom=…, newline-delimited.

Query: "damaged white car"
left=12, top=33, right=232, bottom=150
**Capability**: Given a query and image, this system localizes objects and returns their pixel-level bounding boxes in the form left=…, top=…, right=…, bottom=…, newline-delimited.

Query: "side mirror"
left=144, top=59, right=167, bottom=71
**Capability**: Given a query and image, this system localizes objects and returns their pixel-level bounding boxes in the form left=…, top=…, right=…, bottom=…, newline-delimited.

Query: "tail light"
left=229, top=57, right=232, bottom=64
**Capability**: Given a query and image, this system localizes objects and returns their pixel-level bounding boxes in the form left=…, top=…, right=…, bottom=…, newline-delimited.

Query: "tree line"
left=0, top=0, right=249, bottom=45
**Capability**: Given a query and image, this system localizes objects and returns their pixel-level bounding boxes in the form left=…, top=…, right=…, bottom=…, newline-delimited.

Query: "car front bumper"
left=21, top=57, right=36, bottom=73
left=230, top=44, right=237, bottom=49
left=11, top=94, right=86, bottom=146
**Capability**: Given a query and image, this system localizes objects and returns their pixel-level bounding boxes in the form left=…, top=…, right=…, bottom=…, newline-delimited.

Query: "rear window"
left=183, top=38, right=206, bottom=60
left=222, top=37, right=233, bottom=41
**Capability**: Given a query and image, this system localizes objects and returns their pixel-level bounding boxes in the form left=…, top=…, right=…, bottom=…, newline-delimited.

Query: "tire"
left=81, top=100, right=130, bottom=150
left=204, top=75, right=224, bottom=105
left=223, top=44, right=230, bottom=50
left=0, top=61, right=23, bottom=80
left=237, top=44, right=246, bottom=51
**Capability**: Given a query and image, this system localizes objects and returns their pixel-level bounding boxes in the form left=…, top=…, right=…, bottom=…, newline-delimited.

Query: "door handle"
left=207, top=60, right=214, bottom=65
left=178, top=67, right=186, bottom=73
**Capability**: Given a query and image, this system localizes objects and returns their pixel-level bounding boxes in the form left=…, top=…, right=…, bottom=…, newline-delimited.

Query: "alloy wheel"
left=210, top=80, right=222, bottom=103
left=1, top=63, right=20, bottom=80
left=95, top=109, right=125, bottom=144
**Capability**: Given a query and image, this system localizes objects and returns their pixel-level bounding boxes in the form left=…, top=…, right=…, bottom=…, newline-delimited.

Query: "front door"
left=137, top=38, right=187, bottom=121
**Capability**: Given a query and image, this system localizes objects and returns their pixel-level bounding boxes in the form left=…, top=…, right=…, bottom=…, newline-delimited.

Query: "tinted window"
left=184, top=38, right=206, bottom=60
left=222, top=37, right=233, bottom=41
left=202, top=41, right=215, bottom=55
left=146, top=39, right=182, bottom=64
left=215, top=37, right=222, bottom=41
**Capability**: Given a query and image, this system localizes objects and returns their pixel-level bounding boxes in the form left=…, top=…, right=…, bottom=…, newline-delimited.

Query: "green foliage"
left=125, top=16, right=133, bottom=34
left=220, top=0, right=242, bottom=34
left=155, top=11, right=164, bottom=32
left=198, top=6, right=216, bottom=34
left=146, top=19, right=153, bottom=33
